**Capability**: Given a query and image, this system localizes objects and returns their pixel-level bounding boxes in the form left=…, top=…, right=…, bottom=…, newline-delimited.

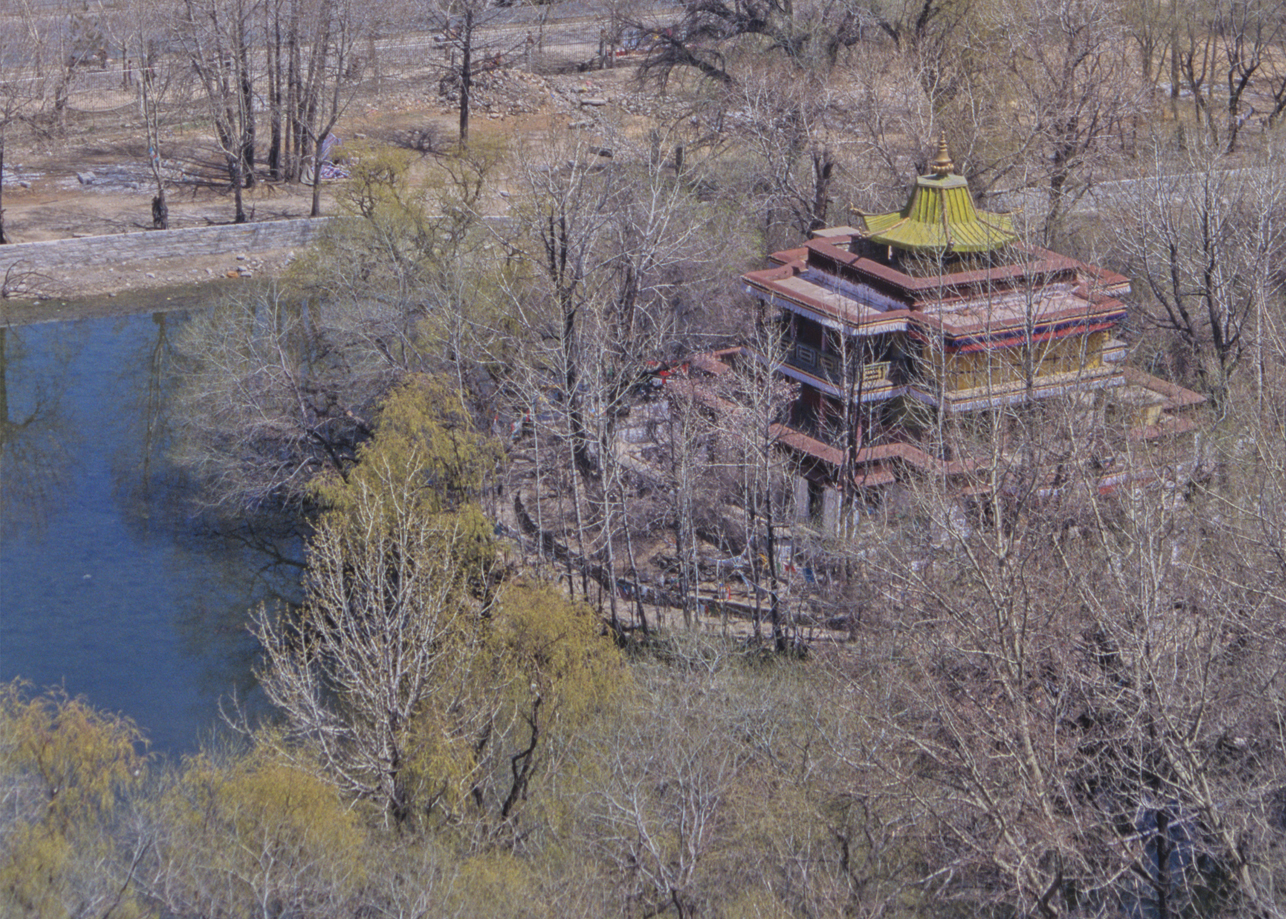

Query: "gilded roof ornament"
left=930, top=132, right=953, bottom=178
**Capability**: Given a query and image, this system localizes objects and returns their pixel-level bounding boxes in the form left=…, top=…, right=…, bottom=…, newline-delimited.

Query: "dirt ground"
left=0, top=59, right=645, bottom=310
left=2, top=92, right=338, bottom=303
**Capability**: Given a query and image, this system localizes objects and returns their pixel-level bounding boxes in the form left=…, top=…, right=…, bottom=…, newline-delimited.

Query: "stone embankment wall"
left=0, top=218, right=334, bottom=271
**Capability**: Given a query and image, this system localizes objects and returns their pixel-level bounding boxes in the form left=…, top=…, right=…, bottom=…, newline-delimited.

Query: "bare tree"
left=1173, top=0, right=1286, bottom=152
left=171, top=145, right=507, bottom=513
left=591, top=654, right=750, bottom=918
left=177, top=0, right=262, bottom=223
left=499, top=128, right=724, bottom=629
left=0, top=0, right=76, bottom=243
left=429, top=0, right=518, bottom=147
left=168, top=284, right=385, bottom=512
left=657, top=378, right=718, bottom=628
left=632, top=0, right=888, bottom=85
left=256, top=504, right=488, bottom=826
left=869, top=0, right=988, bottom=105
left=777, top=329, right=1280, bottom=917
left=995, top=0, right=1140, bottom=242
left=296, top=0, right=369, bottom=216
left=254, top=0, right=371, bottom=210
left=254, top=377, right=621, bottom=832
left=1211, top=0, right=1286, bottom=153
left=261, top=0, right=338, bottom=182
left=731, top=65, right=843, bottom=246
left=253, top=378, right=500, bottom=825
left=111, top=0, right=189, bottom=228
left=0, top=8, right=41, bottom=244
left=714, top=314, right=794, bottom=649
left=19, top=0, right=108, bottom=136
left=1122, top=0, right=1177, bottom=88
left=1113, top=138, right=1286, bottom=413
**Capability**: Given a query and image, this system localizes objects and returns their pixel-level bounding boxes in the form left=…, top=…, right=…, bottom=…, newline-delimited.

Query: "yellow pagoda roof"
left=859, top=136, right=1017, bottom=254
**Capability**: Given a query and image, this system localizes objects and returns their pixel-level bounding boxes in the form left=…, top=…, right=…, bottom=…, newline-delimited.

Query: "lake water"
left=1, top=294, right=300, bottom=755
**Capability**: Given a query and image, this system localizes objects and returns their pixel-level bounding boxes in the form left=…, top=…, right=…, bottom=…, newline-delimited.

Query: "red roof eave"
left=949, top=320, right=1120, bottom=353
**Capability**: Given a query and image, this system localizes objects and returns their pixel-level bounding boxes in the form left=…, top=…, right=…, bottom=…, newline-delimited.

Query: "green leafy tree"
left=148, top=745, right=365, bottom=917
left=0, top=681, right=146, bottom=919
left=255, top=376, right=622, bottom=830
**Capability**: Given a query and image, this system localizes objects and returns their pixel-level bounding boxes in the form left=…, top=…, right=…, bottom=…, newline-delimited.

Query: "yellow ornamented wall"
left=934, top=332, right=1106, bottom=392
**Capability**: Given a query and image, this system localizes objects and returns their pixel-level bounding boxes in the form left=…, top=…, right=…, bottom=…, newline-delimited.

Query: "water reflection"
left=0, top=323, right=86, bottom=539
left=0, top=300, right=302, bottom=756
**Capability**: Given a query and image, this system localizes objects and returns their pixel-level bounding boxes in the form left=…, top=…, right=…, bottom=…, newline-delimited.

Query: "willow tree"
left=0, top=682, right=147, bottom=918
left=254, top=377, right=621, bottom=829
left=148, top=748, right=366, bottom=918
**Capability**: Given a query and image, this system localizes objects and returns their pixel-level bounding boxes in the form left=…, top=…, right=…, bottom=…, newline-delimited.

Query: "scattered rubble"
left=2, top=164, right=36, bottom=188
left=67, top=165, right=157, bottom=192
left=436, top=66, right=553, bottom=117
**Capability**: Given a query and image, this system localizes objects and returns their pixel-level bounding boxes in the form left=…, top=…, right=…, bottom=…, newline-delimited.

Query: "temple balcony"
left=774, top=339, right=897, bottom=401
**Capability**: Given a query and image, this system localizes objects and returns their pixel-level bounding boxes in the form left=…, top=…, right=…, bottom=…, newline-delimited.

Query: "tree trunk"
left=53, top=77, right=70, bottom=133
left=459, top=7, right=473, bottom=147
left=602, top=476, right=621, bottom=634
left=231, top=156, right=247, bottom=223
left=0, top=133, right=7, bottom=245
left=765, top=504, right=786, bottom=652
left=810, top=146, right=834, bottom=231
left=239, top=33, right=256, bottom=187
left=287, top=2, right=301, bottom=180
left=310, top=135, right=324, bottom=217
left=267, top=3, right=283, bottom=179
left=747, top=490, right=762, bottom=643
left=622, top=519, right=648, bottom=634
left=141, top=68, right=168, bottom=230
left=569, top=442, right=590, bottom=602
left=1226, top=80, right=1248, bottom=155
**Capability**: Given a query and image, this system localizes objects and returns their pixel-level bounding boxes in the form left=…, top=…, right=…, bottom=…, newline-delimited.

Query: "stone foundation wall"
left=0, top=218, right=334, bottom=270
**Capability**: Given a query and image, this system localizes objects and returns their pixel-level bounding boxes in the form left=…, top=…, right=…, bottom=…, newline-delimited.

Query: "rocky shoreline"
left=0, top=248, right=298, bottom=325
left=0, top=275, right=241, bottom=326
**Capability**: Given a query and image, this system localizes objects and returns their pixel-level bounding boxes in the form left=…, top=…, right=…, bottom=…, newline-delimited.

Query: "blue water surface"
left=1, top=299, right=298, bottom=756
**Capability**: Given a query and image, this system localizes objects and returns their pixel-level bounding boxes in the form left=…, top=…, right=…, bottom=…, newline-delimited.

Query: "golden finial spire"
left=930, top=132, right=953, bottom=177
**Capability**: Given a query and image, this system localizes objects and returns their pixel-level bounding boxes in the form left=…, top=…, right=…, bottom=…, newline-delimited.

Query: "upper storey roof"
left=858, top=136, right=1017, bottom=254
left=741, top=132, right=1131, bottom=346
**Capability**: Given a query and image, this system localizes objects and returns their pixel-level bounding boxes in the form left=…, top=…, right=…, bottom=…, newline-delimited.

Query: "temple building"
left=719, top=136, right=1205, bottom=527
